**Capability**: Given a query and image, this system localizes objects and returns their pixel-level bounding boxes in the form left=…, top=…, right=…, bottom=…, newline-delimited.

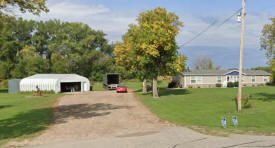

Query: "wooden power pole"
left=238, top=0, right=246, bottom=112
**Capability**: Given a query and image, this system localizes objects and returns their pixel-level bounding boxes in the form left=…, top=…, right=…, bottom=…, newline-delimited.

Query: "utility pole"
left=238, top=0, right=246, bottom=112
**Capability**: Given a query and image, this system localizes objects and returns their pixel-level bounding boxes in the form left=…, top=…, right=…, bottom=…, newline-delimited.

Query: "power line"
left=178, top=8, right=242, bottom=48
left=179, top=20, right=217, bottom=49
left=217, top=8, right=242, bottom=28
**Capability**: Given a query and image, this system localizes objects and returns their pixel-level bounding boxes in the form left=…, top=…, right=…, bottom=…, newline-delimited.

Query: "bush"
left=90, top=86, right=93, bottom=91
left=168, top=81, right=179, bottom=88
left=234, top=82, right=239, bottom=87
left=188, top=85, right=193, bottom=89
left=0, top=80, right=8, bottom=88
left=227, top=82, right=234, bottom=88
left=216, top=83, right=222, bottom=88
left=266, top=82, right=275, bottom=86
left=147, top=85, right=152, bottom=91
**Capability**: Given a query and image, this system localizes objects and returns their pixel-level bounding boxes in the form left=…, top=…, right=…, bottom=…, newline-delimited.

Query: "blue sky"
left=19, top=0, right=275, bottom=69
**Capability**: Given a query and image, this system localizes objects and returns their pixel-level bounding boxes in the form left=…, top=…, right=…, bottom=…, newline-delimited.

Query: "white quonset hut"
left=20, top=74, right=90, bottom=93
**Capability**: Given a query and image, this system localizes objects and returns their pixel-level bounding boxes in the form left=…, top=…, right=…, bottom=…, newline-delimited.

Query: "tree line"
left=0, top=15, right=117, bottom=81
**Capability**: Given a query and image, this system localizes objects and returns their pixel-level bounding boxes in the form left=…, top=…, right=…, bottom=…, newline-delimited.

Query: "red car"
left=116, top=85, right=127, bottom=93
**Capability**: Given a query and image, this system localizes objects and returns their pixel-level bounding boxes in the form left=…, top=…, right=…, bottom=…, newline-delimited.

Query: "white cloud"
left=48, top=2, right=110, bottom=17
left=18, top=1, right=136, bottom=42
left=177, top=11, right=271, bottom=49
left=16, top=1, right=271, bottom=68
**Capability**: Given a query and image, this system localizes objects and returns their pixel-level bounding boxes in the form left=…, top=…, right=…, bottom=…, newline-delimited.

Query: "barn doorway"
left=61, top=82, right=81, bottom=92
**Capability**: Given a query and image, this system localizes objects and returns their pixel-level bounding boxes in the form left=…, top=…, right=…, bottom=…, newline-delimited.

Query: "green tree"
left=0, top=0, right=48, bottom=15
left=114, top=7, right=185, bottom=98
left=0, top=16, right=36, bottom=77
left=11, top=46, right=48, bottom=78
left=0, top=15, right=114, bottom=81
left=260, top=17, right=275, bottom=82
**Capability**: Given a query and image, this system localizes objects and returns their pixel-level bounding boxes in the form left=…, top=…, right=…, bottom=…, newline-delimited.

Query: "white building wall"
left=20, top=74, right=90, bottom=93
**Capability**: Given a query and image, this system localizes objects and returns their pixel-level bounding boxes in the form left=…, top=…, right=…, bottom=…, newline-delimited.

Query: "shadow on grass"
left=134, top=88, right=190, bottom=97
left=159, top=88, right=190, bottom=96
left=252, top=93, right=275, bottom=102
left=0, top=103, right=132, bottom=142
left=0, top=89, right=8, bottom=93
left=0, top=105, right=12, bottom=110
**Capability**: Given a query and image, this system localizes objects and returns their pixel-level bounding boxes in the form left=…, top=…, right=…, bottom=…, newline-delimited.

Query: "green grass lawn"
left=92, top=79, right=169, bottom=91
left=91, top=82, right=105, bottom=91
left=0, top=88, right=62, bottom=146
left=126, top=81, right=275, bottom=135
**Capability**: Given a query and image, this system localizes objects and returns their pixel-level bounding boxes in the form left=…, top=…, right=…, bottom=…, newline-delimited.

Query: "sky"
left=18, top=0, right=275, bottom=69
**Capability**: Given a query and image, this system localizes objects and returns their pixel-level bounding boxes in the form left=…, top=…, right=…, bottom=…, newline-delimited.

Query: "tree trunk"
left=152, top=77, right=159, bottom=98
left=142, top=79, right=147, bottom=93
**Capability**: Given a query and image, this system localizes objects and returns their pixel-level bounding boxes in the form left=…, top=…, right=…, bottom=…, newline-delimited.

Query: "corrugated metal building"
left=20, top=74, right=90, bottom=93
left=8, top=79, right=21, bottom=93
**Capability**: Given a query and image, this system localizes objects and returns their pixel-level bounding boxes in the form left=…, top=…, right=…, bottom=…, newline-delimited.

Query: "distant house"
left=173, top=70, right=271, bottom=88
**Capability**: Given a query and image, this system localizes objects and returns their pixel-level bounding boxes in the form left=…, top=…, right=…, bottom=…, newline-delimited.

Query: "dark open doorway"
left=61, top=82, right=81, bottom=92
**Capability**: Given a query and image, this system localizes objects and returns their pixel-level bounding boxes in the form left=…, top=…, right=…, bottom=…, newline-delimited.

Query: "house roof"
left=182, top=70, right=270, bottom=76
left=22, top=74, right=90, bottom=82
left=26, top=74, right=79, bottom=79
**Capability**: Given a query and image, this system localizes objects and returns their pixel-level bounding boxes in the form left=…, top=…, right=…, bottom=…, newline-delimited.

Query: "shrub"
left=0, top=80, right=8, bottom=88
left=147, top=85, right=152, bottom=91
left=197, top=86, right=200, bottom=88
left=244, top=95, right=252, bottom=108
left=266, top=82, right=275, bottom=86
left=234, top=82, right=239, bottom=87
left=188, top=85, right=193, bottom=89
left=90, top=86, right=93, bottom=91
left=227, top=82, right=234, bottom=88
left=168, top=81, right=179, bottom=88
left=216, top=83, right=222, bottom=88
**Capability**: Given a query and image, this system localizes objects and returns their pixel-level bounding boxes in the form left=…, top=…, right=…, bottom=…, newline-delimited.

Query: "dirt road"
left=6, top=91, right=275, bottom=148
left=6, top=91, right=171, bottom=147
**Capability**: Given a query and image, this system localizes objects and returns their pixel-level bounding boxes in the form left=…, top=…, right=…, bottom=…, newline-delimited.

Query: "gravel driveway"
left=6, top=91, right=171, bottom=147
left=5, top=91, right=275, bottom=148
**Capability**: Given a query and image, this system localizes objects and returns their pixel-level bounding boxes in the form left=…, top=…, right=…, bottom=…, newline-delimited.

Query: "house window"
left=251, top=76, right=256, bottom=83
left=217, top=76, right=221, bottom=83
left=197, top=76, right=202, bottom=84
left=264, top=76, right=268, bottom=82
left=191, top=76, right=196, bottom=84
left=191, top=76, right=202, bottom=84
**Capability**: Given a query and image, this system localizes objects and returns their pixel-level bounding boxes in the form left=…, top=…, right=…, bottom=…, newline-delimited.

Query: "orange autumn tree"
left=114, top=7, right=185, bottom=98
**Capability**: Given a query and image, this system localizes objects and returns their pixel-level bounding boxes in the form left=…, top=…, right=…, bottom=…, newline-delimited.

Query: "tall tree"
left=193, top=56, right=220, bottom=70
left=0, top=15, right=114, bottom=81
left=261, top=17, right=275, bottom=59
left=260, top=17, right=275, bottom=82
left=11, top=45, right=48, bottom=78
left=0, top=0, right=48, bottom=15
left=114, top=7, right=185, bottom=98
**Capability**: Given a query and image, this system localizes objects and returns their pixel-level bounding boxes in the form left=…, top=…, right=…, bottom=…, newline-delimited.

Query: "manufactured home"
left=173, top=70, right=271, bottom=88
